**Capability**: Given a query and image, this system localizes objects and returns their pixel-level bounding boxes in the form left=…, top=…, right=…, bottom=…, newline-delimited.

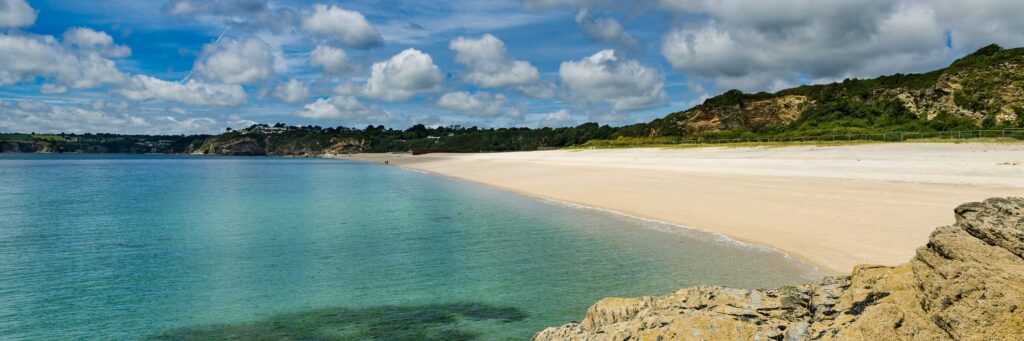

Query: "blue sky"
left=0, top=0, right=1021, bottom=134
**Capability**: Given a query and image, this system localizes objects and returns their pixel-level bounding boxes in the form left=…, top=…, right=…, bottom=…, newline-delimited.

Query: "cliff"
left=191, top=133, right=367, bottom=156
left=533, top=197, right=1024, bottom=341
left=648, top=44, right=1024, bottom=136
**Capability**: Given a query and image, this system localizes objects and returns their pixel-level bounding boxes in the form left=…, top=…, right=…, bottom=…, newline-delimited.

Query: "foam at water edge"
left=358, top=158, right=827, bottom=279
left=537, top=197, right=827, bottom=280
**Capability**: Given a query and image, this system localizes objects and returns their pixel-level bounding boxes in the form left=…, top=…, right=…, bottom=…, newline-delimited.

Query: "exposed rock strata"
left=674, top=94, right=812, bottom=134
left=533, top=197, right=1024, bottom=341
left=192, top=136, right=366, bottom=156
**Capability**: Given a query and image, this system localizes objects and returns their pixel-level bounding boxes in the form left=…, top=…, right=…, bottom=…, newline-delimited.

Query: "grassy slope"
left=627, top=44, right=1024, bottom=143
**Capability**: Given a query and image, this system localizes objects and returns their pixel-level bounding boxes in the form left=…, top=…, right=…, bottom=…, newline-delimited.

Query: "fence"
left=664, top=128, right=1024, bottom=145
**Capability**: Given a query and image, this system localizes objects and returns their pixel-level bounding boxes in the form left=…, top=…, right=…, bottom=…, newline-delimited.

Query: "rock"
left=533, top=198, right=1024, bottom=341
left=192, top=135, right=367, bottom=156
left=193, top=137, right=265, bottom=156
left=0, top=141, right=49, bottom=153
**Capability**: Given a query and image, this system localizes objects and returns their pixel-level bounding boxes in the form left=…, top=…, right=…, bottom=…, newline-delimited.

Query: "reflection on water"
left=151, top=303, right=526, bottom=341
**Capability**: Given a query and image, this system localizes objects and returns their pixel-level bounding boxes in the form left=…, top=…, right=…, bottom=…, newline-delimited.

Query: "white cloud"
left=168, top=107, right=189, bottom=115
left=193, top=37, right=275, bottom=85
left=165, top=0, right=297, bottom=33
left=117, top=75, right=247, bottom=107
left=40, top=84, right=67, bottom=94
left=272, top=79, right=309, bottom=104
left=927, top=0, right=1024, bottom=52
left=301, top=3, right=383, bottom=48
left=526, top=0, right=1024, bottom=94
left=449, top=34, right=552, bottom=97
left=309, top=44, right=348, bottom=74
left=522, top=0, right=642, bottom=10
left=226, top=114, right=257, bottom=129
left=0, top=0, right=35, bottom=28
left=0, top=33, right=127, bottom=90
left=437, top=91, right=507, bottom=117
left=92, top=100, right=130, bottom=111
left=538, top=109, right=576, bottom=128
left=560, top=49, right=667, bottom=111
left=575, top=9, right=638, bottom=50
left=659, top=0, right=951, bottom=91
left=296, top=96, right=390, bottom=122
left=0, top=101, right=221, bottom=135
left=63, top=27, right=131, bottom=58
left=362, top=48, right=443, bottom=102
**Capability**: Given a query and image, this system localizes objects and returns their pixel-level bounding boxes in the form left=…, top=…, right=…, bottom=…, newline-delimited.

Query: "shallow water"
left=0, top=154, right=820, bottom=340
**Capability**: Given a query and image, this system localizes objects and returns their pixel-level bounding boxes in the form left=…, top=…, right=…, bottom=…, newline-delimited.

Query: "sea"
left=0, top=154, right=821, bottom=340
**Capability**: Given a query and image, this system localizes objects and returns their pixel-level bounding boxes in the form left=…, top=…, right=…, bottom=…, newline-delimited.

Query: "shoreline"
left=350, top=156, right=831, bottom=275
left=370, top=157, right=828, bottom=275
left=339, top=142, right=1024, bottom=274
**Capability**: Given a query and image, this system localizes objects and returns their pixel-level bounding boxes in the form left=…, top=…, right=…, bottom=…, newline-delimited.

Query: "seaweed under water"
left=148, top=302, right=528, bottom=341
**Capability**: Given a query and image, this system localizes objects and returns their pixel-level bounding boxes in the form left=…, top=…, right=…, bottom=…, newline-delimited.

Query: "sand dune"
left=343, top=143, right=1024, bottom=273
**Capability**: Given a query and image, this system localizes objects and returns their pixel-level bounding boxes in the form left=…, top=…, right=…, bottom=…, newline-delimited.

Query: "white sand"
left=342, top=143, right=1024, bottom=273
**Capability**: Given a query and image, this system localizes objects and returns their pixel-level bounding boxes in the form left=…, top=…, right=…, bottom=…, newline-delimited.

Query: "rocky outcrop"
left=655, top=45, right=1024, bottom=135
left=0, top=141, right=49, bottom=153
left=901, top=61, right=1024, bottom=124
left=192, top=135, right=367, bottom=156
left=193, top=137, right=266, bottom=156
left=533, top=197, right=1024, bottom=341
left=670, top=94, right=812, bottom=135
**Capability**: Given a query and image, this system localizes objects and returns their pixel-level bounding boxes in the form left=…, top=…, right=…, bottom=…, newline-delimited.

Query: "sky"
left=0, top=0, right=1022, bottom=135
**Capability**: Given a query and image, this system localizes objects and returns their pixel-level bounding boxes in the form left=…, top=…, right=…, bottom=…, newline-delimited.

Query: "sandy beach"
left=342, top=143, right=1024, bottom=274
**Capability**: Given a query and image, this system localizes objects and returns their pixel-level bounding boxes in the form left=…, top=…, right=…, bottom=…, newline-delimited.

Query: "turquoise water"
left=0, top=154, right=820, bottom=340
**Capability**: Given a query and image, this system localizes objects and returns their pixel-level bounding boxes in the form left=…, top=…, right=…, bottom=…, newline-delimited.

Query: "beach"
left=343, top=142, right=1024, bottom=274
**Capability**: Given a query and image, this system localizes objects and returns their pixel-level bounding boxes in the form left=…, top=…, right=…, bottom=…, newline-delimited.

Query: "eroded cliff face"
left=192, top=136, right=367, bottom=156
left=657, top=46, right=1024, bottom=135
left=0, top=141, right=49, bottom=153
left=895, top=62, right=1024, bottom=124
left=671, top=95, right=813, bottom=135
left=533, top=197, right=1024, bottom=341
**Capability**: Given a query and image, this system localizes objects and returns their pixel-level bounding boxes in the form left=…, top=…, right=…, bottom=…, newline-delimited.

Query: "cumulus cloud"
left=525, top=0, right=1024, bottom=94
left=449, top=34, right=552, bottom=97
left=192, top=37, right=275, bottom=85
left=295, top=96, right=390, bottom=122
left=0, top=33, right=128, bottom=90
left=560, top=49, right=666, bottom=112
left=522, top=0, right=645, bottom=10
left=0, top=101, right=221, bottom=135
left=272, top=79, right=309, bottom=104
left=660, top=0, right=951, bottom=91
left=168, top=107, right=189, bottom=115
left=437, top=91, right=507, bottom=117
left=0, top=0, right=35, bottom=28
left=927, top=0, right=1024, bottom=52
left=538, top=109, right=576, bottom=128
left=362, top=48, right=443, bottom=102
left=301, top=3, right=383, bottom=48
left=654, top=0, right=1024, bottom=92
left=575, top=9, right=638, bottom=50
left=309, top=44, right=348, bottom=74
left=63, top=27, right=132, bottom=58
left=39, top=84, right=67, bottom=94
left=165, top=0, right=297, bottom=32
left=117, top=75, right=247, bottom=107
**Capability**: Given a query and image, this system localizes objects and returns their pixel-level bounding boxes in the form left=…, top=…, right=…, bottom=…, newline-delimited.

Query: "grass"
left=568, top=136, right=1024, bottom=151
left=29, top=134, right=66, bottom=141
left=0, top=133, right=33, bottom=142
